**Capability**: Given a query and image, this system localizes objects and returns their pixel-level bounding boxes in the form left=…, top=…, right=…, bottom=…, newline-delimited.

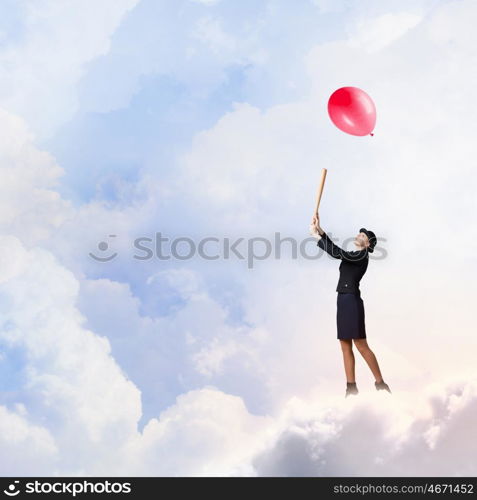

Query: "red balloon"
left=327, top=87, right=376, bottom=136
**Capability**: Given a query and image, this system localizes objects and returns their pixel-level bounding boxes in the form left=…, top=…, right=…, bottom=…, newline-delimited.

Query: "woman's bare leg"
left=353, top=339, right=384, bottom=383
left=339, top=339, right=355, bottom=383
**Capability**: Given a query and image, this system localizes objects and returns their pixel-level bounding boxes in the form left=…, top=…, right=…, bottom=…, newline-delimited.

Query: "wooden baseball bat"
left=314, top=168, right=327, bottom=216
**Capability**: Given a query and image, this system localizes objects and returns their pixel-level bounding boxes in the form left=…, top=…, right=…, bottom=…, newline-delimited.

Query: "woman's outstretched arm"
left=310, top=214, right=366, bottom=263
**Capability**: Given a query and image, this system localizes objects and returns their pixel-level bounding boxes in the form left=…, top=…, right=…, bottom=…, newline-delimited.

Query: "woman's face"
left=354, top=232, right=369, bottom=248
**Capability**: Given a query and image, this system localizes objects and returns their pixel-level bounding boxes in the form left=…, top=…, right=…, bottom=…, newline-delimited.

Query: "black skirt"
left=336, top=292, right=366, bottom=340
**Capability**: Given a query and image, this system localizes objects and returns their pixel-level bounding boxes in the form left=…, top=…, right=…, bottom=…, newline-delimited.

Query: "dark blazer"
left=317, top=231, right=369, bottom=295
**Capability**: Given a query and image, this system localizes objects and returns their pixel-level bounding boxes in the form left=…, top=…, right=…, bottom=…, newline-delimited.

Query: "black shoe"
left=375, top=380, right=391, bottom=393
left=345, top=382, right=359, bottom=398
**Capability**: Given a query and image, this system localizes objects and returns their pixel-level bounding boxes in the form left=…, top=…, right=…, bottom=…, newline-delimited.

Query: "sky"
left=1, top=0, right=477, bottom=476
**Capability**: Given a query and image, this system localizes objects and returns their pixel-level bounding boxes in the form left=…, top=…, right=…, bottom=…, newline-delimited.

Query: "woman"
left=309, top=213, right=391, bottom=398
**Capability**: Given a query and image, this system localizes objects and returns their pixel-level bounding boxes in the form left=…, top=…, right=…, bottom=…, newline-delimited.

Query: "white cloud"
left=253, top=374, right=477, bottom=476
left=0, top=0, right=139, bottom=139
left=73, top=268, right=272, bottom=424
left=0, top=405, right=58, bottom=476
left=0, top=108, right=74, bottom=246
left=193, top=15, right=237, bottom=53
left=118, top=387, right=275, bottom=476
left=0, top=234, right=141, bottom=474
left=347, top=12, right=423, bottom=53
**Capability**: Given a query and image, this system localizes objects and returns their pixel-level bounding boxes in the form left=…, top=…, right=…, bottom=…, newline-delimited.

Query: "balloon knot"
left=370, top=133, right=374, bottom=136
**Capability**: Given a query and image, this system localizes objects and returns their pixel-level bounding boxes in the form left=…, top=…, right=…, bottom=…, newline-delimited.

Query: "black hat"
left=359, top=228, right=377, bottom=253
